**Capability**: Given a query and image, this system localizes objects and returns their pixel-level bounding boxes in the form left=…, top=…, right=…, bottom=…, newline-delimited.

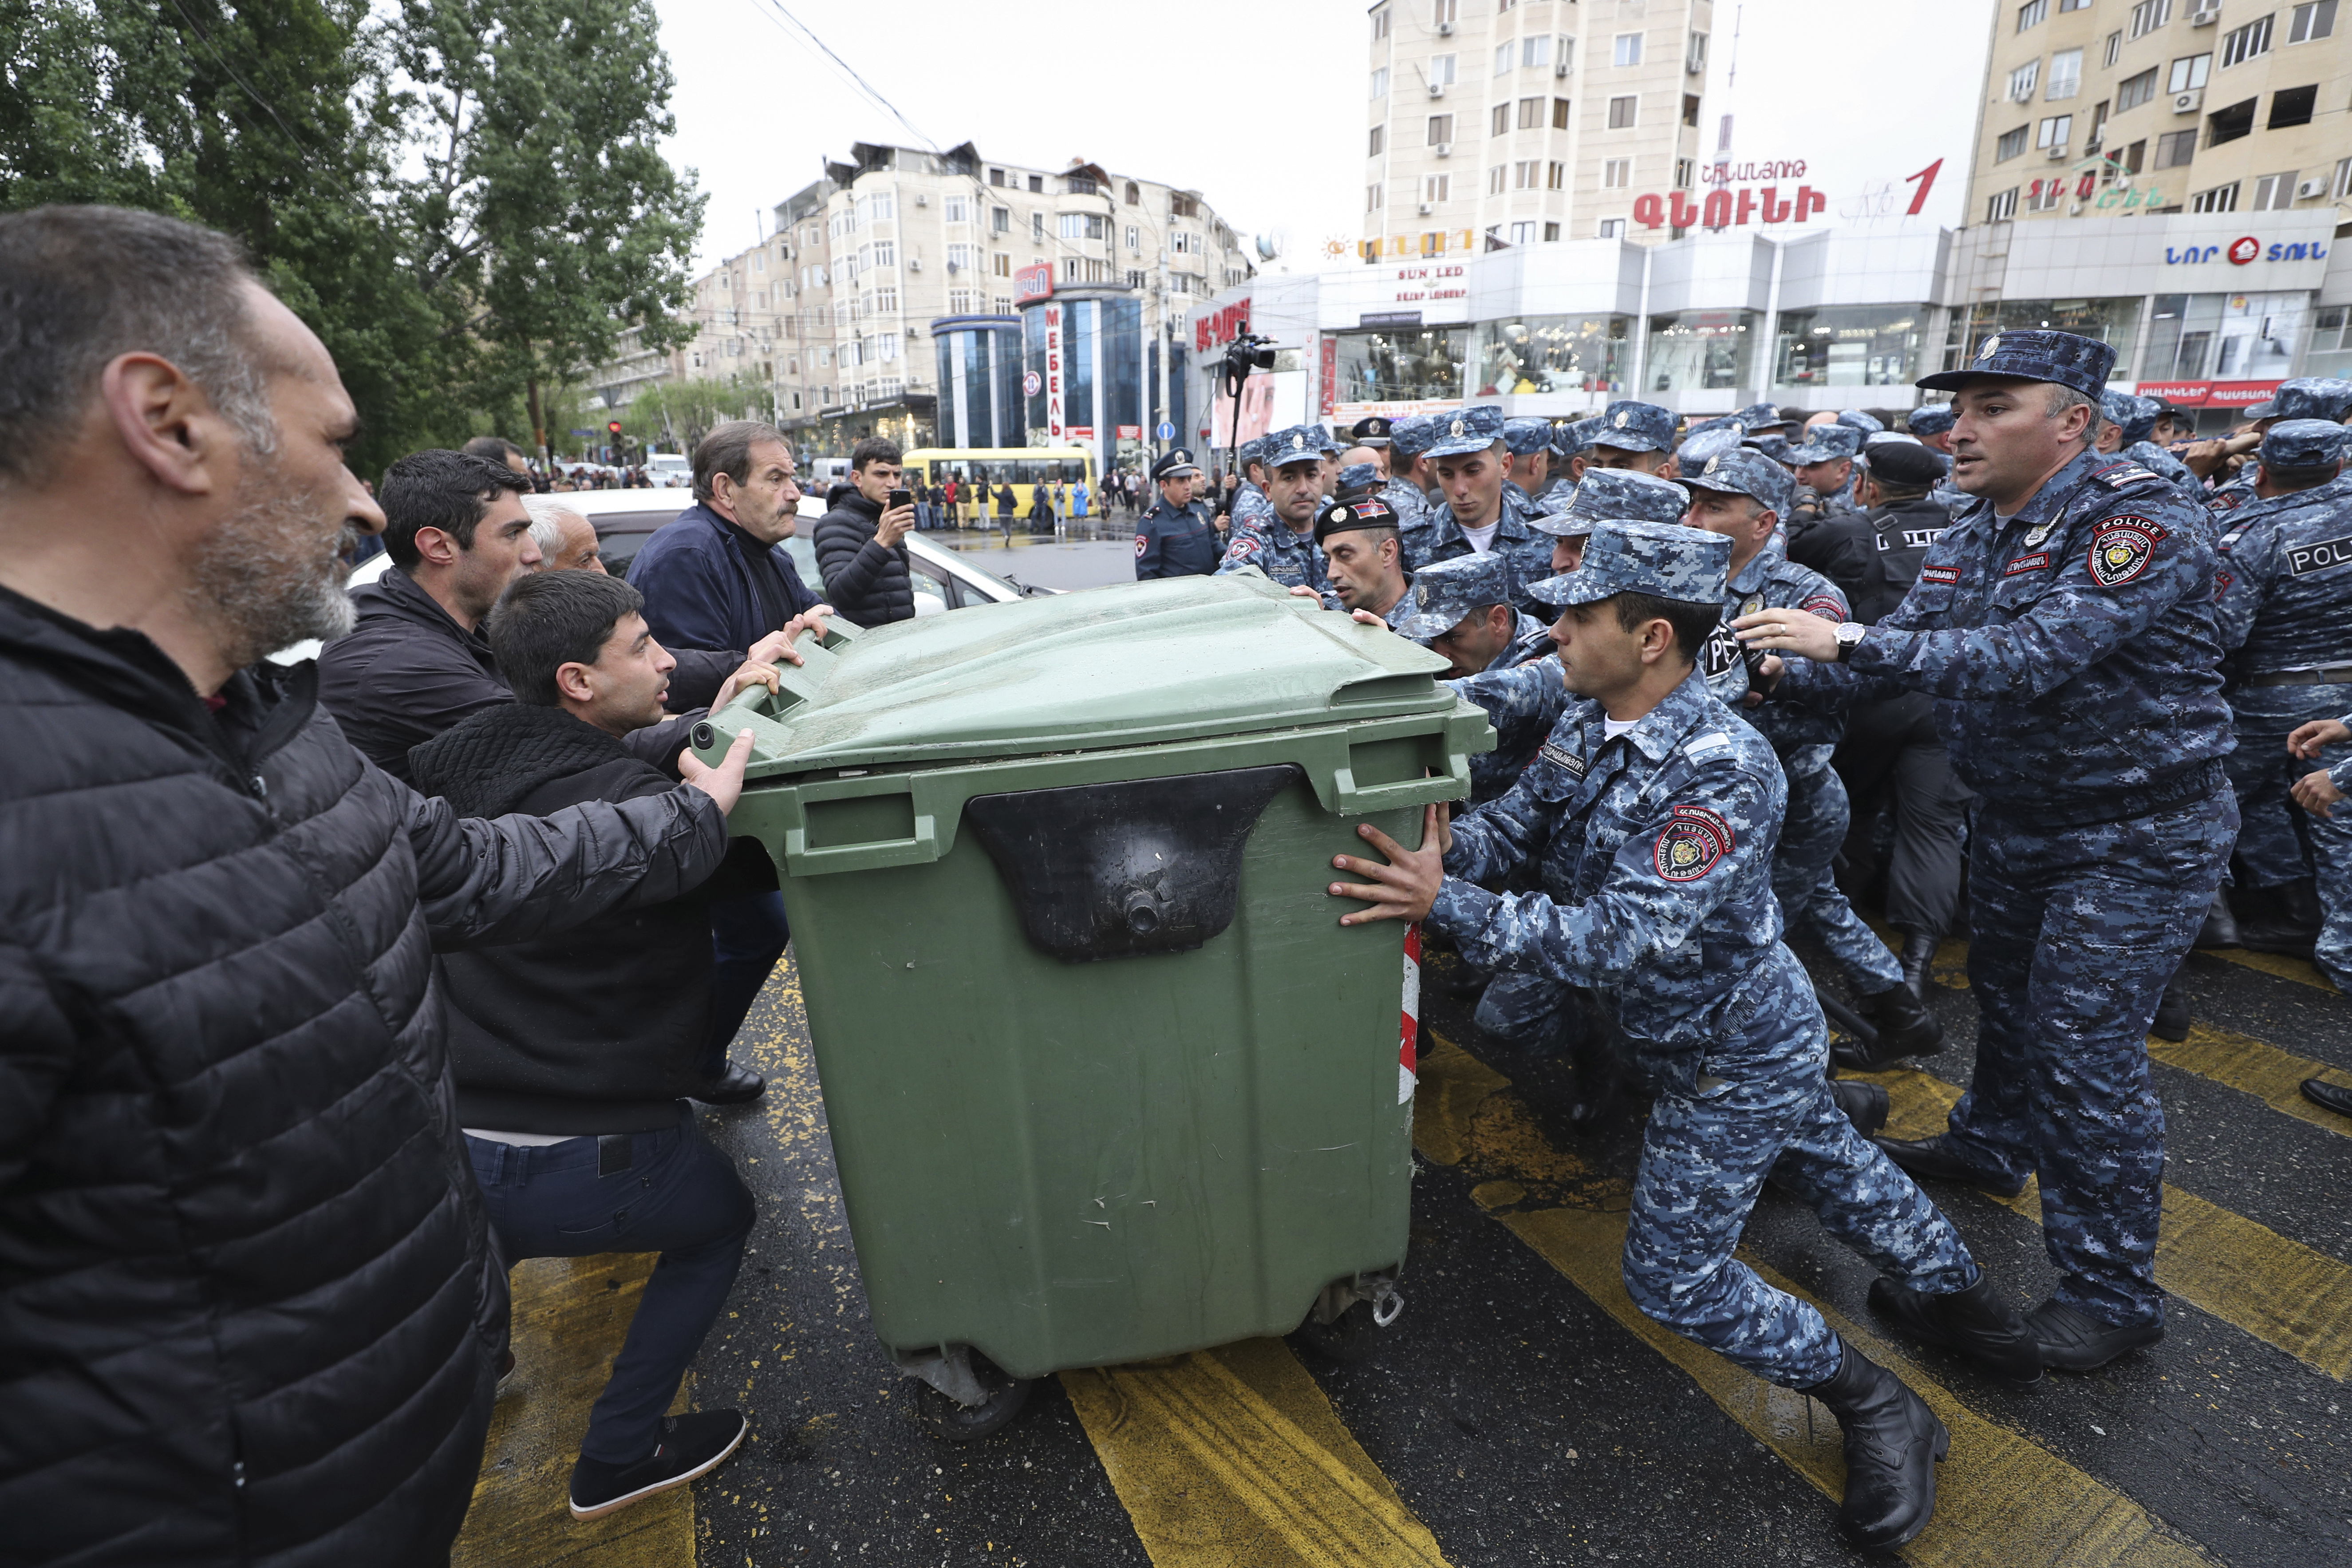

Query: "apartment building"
left=1361, top=0, right=1713, bottom=258
left=1967, top=0, right=2351, bottom=223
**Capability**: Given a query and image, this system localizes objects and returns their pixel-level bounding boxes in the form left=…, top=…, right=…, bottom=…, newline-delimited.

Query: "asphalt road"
left=934, top=526, right=1148, bottom=593
left=457, top=933, right=2352, bottom=1567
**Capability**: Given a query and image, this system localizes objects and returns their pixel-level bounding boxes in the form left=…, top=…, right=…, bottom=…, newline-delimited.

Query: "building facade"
left=1363, top=0, right=1714, bottom=259
left=1965, top=0, right=2352, bottom=226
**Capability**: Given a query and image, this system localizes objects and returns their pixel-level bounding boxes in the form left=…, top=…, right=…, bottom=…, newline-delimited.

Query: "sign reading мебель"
left=1042, top=304, right=1064, bottom=442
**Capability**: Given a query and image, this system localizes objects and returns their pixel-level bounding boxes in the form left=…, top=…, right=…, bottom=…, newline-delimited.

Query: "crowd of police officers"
left=1131, top=346, right=2352, bottom=1552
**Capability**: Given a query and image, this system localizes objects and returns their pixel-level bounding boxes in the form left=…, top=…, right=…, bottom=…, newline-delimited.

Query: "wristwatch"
left=1832, top=622, right=1867, bottom=663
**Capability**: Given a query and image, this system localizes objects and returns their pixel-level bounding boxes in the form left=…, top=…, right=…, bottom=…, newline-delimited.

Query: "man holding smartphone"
left=813, top=436, right=919, bottom=625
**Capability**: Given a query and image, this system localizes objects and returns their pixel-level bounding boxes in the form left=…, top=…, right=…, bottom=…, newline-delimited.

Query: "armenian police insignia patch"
left=1653, top=804, right=1733, bottom=882
left=1134, top=533, right=1148, bottom=557
left=2088, top=515, right=2164, bottom=587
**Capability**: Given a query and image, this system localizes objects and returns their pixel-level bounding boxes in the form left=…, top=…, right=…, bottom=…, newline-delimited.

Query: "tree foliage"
left=624, top=376, right=775, bottom=454
left=0, top=0, right=703, bottom=477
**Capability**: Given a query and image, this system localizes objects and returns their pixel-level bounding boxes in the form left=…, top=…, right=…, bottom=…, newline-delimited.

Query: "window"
left=871, top=241, right=895, bottom=268
left=1372, top=66, right=1390, bottom=97
left=1025, top=174, right=1042, bottom=192
left=2251, top=171, right=2301, bottom=208
left=2118, top=67, right=2159, bottom=108
left=1433, top=0, right=1455, bottom=21
left=991, top=296, right=1009, bottom=313
left=872, top=288, right=898, bottom=315
left=2037, top=114, right=2073, bottom=148
left=1057, top=213, right=1105, bottom=241
left=2190, top=181, right=2240, bottom=211
left=2011, top=61, right=2045, bottom=103
left=1521, top=34, right=1551, bottom=67
left=1996, top=124, right=2031, bottom=160
left=2019, top=0, right=2048, bottom=29
left=1492, top=102, right=1511, bottom=134
left=948, top=287, right=974, bottom=313
left=1125, top=181, right=1140, bottom=204
left=2220, top=14, right=2274, bottom=66
left=944, top=196, right=969, bottom=224
left=1675, top=156, right=1695, bottom=186
left=2155, top=128, right=2198, bottom=164
left=2129, top=0, right=2171, bottom=38
left=1488, top=164, right=1507, bottom=194
left=2207, top=95, right=2257, bottom=143
left=1549, top=160, right=1567, bottom=189
left=1614, top=32, right=1644, bottom=65
left=1543, top=221, right=1561, bottom=241
left=1430, top=53, right=1456, bottom=84
left=1603, top=157, right=1631, bottom=187
left=2089, top=98, right=2111, bottom=145
left=2125, top=137, right=2148, bottom=171
left=1369, top=124, right=1386, bottom=156
left=1682, top=93, right=1701, bottom=126
left=1988, top=186, right=2020, bottom=221
left=1170, top=193, right=1199, bottom=218
left=2047, top=47, right=2083, bottom=97
left=2104, top=29, right=2124, bottom=66
left=1372, top=3, right=1389, bottom=37
left=1519, top=96, right=1542, bottom=127
left=1368, top=183, right=1383, bottom=211
left=1688, top=31, right=1709, bottom=71
left=1433, top=112, right=1457, bottom=144
left=1425, top=173, right=1452, bottom=202
left=1496, top=42, right=1514, bottom=74
left=1552, top=96, right=1572, bottom=127
left=1514, top=159, right=1540, bottom=188
left=2062, top=0, right=2092, bottom=8
left=992, top=206, right=1010, bottom=233
left=2290, top=0, right=2338, bottom=40
left=2027, top=179, right=2067, bottom=212
left=860, top=193, right=895, bottom=222
left=2336, top=154, right=2352, bottom=197
left=1608, top=94, right=1638, bottom=127
left=2270, top=83, right=2317, bottom=126
left=2168, top=52, right=2210, bottom=91
left=1171, top=229, right=1203, bottom=255
left=1066, top=174, right=1097, bottom=196
left=1558, top=36, right=1575, bottom=70
left=991, top=253, right=1011, bottom=277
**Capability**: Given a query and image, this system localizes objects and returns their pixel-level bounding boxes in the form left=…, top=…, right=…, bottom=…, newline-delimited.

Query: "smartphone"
left=888, top=487, right=913, bottom=509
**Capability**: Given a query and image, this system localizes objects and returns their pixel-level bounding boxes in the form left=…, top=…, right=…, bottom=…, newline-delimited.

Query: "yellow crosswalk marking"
left=1063, top=1339, right=1452, bottom=1567
left=1851, top=1064, right=2352, bottom=1381
left=456, top=1254, right=695, bottom=1568
left=2148, top=1023, right=2352, bottom=1138
left=2203, top=947, right=2336, bottom=992
left=1417, top=1038, right=2214, bottom=1568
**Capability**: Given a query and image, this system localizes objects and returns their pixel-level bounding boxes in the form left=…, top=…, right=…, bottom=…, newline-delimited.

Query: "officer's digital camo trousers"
left=1776, top=758, right=1906, bottom=993
left=1946, top=790, right=2238, bottom=1327
left=2226, top=686, right=2336, bottom=890
left=1623, top=987, right=1978, bottom=1387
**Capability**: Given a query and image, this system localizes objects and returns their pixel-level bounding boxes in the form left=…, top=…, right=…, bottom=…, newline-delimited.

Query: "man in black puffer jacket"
left=411, top=571, right=778, bottom=1521
left=0, top=206, right=754, bottom=1566
left=812, top=435, right=919, bottom=625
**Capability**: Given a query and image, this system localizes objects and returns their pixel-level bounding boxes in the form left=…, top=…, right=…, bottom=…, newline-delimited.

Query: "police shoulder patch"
left=1134, top=533, right=1149, bottom=557
left=1798, top=594, right=1847, bottom=621
left=1228, top=536, right=1261, bottom=559
left=1653, top=804, right=1734, bottom=883
left=2213, top=570, right=2234, bottom=600
left=2092, top=462, right=2159, bottom=489
left=2088, top=514, right=2167, bottom=588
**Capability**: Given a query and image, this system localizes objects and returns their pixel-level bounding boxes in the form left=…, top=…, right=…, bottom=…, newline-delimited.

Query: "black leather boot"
left=1898, top=930, right=1939, bottom=998
left=2151, top=975, right=2191, bottom=1042
left=2194, top=889, right=2241, bottom=949
left=1797, top=1342, right=1948, bottom=1552
left=1831, top=1078, right=1889, bottom=1139
left=1867, top=1272, right=2042, bottom=1385
left=1872, top=1134, right=2030, bottom=1199
left=2237, top=877, right=2321, bottom=958
left=1841, top=982, right=1943, bottom=1066
left=2026, top=1299, right=2163, bottom=1372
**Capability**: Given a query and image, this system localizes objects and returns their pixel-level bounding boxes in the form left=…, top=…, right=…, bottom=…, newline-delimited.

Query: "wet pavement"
left=928, top=524, right=1149, bottom=594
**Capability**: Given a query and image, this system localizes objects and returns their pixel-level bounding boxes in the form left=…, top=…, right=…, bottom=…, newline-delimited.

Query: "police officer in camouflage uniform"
left=1133, top=448, right=1220, bottom=579
left=1382, top=415, right=1438, bottom=538
left=1216, top=425, right=1332, bottom=598
left=2211, top=419, right=2352, bottom=960
left=1786, top=422, right=1865, bottom=529
left=1906, top=404, right=1974, bottom=519
left=1400, top=406, right=1554, bottom=602
left=1228, top=434, right=1279, bottom=537
left=1583, top=400, right=1678, bottom=476
left=1331, top=518, right=2036, bottom=1553
left=1395, top=552, right=1549, bottom=679
left=2284, top=711, right=2352, bottom=1019
left=1738, top=328, right=2236, bottom=1373
left=2197, top=378, right=2352, bottom=517
left=1502, top=417, right=1555, bottom=506
left=2099, top=392, right=2201, bottom=498
left=1682, top=450, right=1940, bottom=1065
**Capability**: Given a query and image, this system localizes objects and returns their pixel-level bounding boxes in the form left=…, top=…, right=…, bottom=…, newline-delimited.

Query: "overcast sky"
left=656, top=0, right=1995, bottom=274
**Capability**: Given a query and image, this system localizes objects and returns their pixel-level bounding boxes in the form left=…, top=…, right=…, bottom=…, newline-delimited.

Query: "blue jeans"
left=470, top=1118, right=755, bottom=1463
left=706, top=891, right=788, bottom=1078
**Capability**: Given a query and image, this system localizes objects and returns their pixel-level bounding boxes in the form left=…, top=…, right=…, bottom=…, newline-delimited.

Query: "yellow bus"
left=900, top=447, right=1097, bottom=523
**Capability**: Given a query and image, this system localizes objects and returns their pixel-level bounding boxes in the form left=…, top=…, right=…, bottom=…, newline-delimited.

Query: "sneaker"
left=568, top=1410, right=748, bottom=1520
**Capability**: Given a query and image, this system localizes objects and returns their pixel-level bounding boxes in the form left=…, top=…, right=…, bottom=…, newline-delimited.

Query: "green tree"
left=625, top=375, right=773, bottom=454
left=0, top=0, right=193, bottom=213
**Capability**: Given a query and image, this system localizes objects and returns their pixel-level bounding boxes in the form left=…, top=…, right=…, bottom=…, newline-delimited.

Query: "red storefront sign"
left=1195, top=298, right=1251, bottom=354
left=1015, top=263, right=1054, bottom=304
left=1044, top=305, right=1064, bottom=441
left=2134, top=379, right=2283, bottom=408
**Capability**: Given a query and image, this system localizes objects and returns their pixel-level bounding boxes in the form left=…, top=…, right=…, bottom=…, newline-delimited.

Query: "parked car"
left=645, top=454, right=692, bottom=488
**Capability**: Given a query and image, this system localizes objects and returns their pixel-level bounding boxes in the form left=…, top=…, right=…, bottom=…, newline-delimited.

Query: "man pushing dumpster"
left=1322, top=518, right=2037, bottom=1554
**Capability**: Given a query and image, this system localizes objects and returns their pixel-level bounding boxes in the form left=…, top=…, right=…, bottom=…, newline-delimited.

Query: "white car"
left=644, top=454, right=691, bottom=488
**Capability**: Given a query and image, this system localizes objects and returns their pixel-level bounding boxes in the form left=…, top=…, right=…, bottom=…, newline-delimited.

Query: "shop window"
left=1643, top=310, right=1759, bottom=393
left=1475, top=315, right=1630, bottom=395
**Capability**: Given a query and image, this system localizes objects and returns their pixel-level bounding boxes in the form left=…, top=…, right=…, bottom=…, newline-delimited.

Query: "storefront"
left=930, top=316, right=1026, bottom=450
left=1013, top=283, right=1185, bottom=474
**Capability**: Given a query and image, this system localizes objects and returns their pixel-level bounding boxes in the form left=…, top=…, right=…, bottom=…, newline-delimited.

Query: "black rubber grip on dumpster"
left=964, top=765, right=1299, bottom=963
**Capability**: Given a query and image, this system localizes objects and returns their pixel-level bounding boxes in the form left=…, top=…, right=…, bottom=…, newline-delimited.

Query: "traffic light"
left=607, top=420, right=623, bottom=438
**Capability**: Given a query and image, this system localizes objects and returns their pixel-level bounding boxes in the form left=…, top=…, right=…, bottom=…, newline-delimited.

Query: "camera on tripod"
left=1221, top=332, right=1277, bottom=383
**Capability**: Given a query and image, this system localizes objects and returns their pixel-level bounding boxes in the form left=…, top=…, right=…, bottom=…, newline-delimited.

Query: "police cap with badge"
left=1264, top=424, right=1328, bottom=472
left=1856, top=439, right=1949, bottom=488
left=1784, top=423, right=1864, bottom=466
left=1737, top=402, right=1799, bottom=436
left=1350, top=415, right=1397, bottom=448
left=1151, top=447, right=1203, bottom=482
left=1527, top=519, right=1732, bottom=608
left=1530, top=468, right=1692, bottom=536
left=1335, top=462, right=1381, bottom=497
left=2259, top=418, right=2352, bottom=473
left=1555, top=415, right=1607, bottom=460
left=1676, top=422, right=1748, bottom=474
left=1591, top=399, right=1677, bottom=454
left=1396, top=550, right=1517, bottom=641
left=1315, top=490, right=1407, bottom=547
left=1424, top=404, right=1507, bottom=460
left=1682, top=446, right=1795, bottom=515
left=2241, top=377, right=2352, bottom=424
left=1918, top=327, right=2117, bottom=399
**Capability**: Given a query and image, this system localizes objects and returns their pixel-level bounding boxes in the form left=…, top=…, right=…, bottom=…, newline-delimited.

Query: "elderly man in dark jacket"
left=0, top=207, right=754, bottom=1566
left=812, top=436, right=919, bottom=625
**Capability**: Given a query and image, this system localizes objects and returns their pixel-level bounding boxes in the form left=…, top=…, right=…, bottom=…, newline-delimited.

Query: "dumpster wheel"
left=1293, top=1276, right=1404, bottom=1364
left=911, top=1348, right=1033, bottom=1442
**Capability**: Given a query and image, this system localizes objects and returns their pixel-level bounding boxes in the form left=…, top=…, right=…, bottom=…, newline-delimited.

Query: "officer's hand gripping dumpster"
left=690, top=572, right=1490, bottom=1438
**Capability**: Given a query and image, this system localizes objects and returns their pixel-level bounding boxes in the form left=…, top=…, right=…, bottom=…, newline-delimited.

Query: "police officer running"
left=1217, top=425, right=1334, bottom=598
left=1133, top=448, right=1220, bottom=579
left=1737, top=329, right=2236, bottom=1373
left=1333, top=518, right=2037, bottom=1553
left=1400, top=406, right=1554, bottom=595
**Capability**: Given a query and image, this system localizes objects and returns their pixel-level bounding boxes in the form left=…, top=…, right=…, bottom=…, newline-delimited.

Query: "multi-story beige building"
left=591, top=141, right=1253, bottom=467
left=1361, top=0, right=1713, bottom=257
left=1965, top=0, right=2352, bottom=224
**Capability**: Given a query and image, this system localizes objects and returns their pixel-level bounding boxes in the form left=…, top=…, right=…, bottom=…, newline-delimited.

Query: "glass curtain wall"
left=1332, top=328, right=1471, bottom=403
left=1643, top=310, right=1760, bottom=393
left=1940, top=298, right=2139, bottom=380
left=1473, top=316, right=1632, bottom=395
left=1772, top=304, right=1927, bottom=392
left=2143, top=292, right=2309, bottom=383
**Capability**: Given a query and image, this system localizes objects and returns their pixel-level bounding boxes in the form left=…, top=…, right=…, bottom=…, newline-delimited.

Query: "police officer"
left=1831, top=439, right=1974, bottom=997
left=1906, top=405, right=1973, bottom=518
left=1681, top=449, right=1939, bottom=1063
left=2211, top=419, right=2352, bottom=961
left=2198, top=378, right=2352, bottom=517
left=1394, top=552, right=1548, bottom=679
left=1313, top=488, right=1414, bottom=627
left=1133, top=449, right=1220, bottom=578
left=2110, top=394, right=2201, bottom=497
left=1399, top=405, right=1554, bottom=601
left=1383, top=415, right=1438, bottom=534
left=1333, top=518, right=2035, bottom=1553
left=1737, top=328, right=2235, bottom=1372
left=1673, top=420, right=1748, bottom=484
left=1785, top=423, right=1865, bottom=529
left=1547, top=416, right=1600, bottom=501
left=2286, top=710, right=2352, bottom=1015
left=1217, top=424, right=1332, bottom=598
left=1502, top=417, right=1555, bottom=504
left=1738, top=402, right=1800, bottom=442
left=1228, top=434, right=1278, bottom=534
left=1584, top=399, right=1678, bottom=476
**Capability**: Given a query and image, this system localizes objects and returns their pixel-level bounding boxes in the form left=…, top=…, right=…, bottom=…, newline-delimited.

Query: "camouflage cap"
left=1917, top=328, right=2117, bottom=400
left=1238, top=435, right=1272, bottom=469
left=1264, top=425, right=1329, bottom=472
left=1905, top=404, right=1956, bottom=438
left=1736, top=401, right=1797, bottom=433
left=1424, top=404, right=1508, bottom=460
left=1314, top=490, right=1406, bottom=545
left=1784, top=423, right=1864, bottom=465
left=1555, top=415, right=1609, bottom=458
left=1834, top=409, right=1886, bottom=435
left=2259, top=419, right=2352, bottom=470
left=1675, top=426, right=1747, bottom=472
left=1395, top=550, right=1515, bottom=640
left=1503, top=416, right=1556, bottom=456
left=2267, top=378, right=2352, bottom=424
left=1592, top=399, right=1677, bottom=454
left=1335, top=461, right=1381, bottom=494
left=1682, top=446, right=1793, bottom=514
left=1745, top=433, right=1796, bottom=465
left=1528, top=519, right=1732, bottom=608
left=1389, top=414, right=1438, bottom=460
left=2115, top=395, right=2163, bottom=445
left=2097, top=389, right=2141, bottom=430
left=1528, top=468, right=1693, bottom=537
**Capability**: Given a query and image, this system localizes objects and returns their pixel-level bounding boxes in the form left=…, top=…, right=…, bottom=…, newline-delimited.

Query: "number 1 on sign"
left=1904, top=159, right=1943, bottom=217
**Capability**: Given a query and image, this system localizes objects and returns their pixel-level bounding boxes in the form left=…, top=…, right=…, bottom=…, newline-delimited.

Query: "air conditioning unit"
left=2172, top=87, right=2204, bottom=113
left=914, top=193, right=929, bottom=206
left=2186, top=0, right=2222, bottom=24
left=1559, top=60, right=1573, bottom=77
left=1436, top=18, right=1453, bottom=32
left=1429, top=80, right=1448, bottom=97
left=908, top=257, right=921, bottom=271
left=1418, top=201, right=1436, bottom=214
left=1435, top=141, right=1453, bottom=157
left=2298, top=177, right=2328, bottom=198
left=2045, top=144, right=2069, bottom=159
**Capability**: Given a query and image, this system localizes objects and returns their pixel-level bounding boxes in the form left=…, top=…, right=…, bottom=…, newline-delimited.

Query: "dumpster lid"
left=724, top=572, right=1463, bottom=774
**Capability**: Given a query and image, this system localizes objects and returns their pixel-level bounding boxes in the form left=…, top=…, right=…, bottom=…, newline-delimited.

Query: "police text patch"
left=2005, top=552, right=2052, bottom=576
left=1538, top=741, right=1588, bottom=779
left=1919, top=564, right=1962, bottom=585
left=1653, top=805, right=1733, bottom=882
left=2088, top=515, right=2166, bottom=588
left=2287, top=535, right=2352, bottom=576
left=1699, top=622, right=1743, bottom=680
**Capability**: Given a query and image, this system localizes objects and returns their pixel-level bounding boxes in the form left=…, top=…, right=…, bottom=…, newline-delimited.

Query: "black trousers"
left=1835, top=692, right=1972, bottom=941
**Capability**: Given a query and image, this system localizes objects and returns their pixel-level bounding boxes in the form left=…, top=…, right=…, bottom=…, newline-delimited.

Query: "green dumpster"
left=689, top=571, right=1491, bottom=1433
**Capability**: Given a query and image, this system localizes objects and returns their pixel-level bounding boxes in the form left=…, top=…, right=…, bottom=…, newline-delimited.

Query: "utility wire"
left=737, top=0, right=938, bottom=153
